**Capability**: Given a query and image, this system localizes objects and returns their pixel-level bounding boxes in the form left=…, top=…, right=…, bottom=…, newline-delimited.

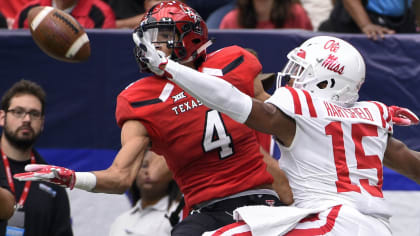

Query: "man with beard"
left=0, top=80, right=73, bottom=236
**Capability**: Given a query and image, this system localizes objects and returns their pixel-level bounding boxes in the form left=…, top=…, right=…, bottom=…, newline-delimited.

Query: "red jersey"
left=13, top=0, right=116, bottom=29
left=116, top=46, right=274, bottom=208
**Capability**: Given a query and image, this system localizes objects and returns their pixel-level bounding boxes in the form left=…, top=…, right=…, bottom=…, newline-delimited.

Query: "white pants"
left=286, top=205, right=391, bottom=236
left=203, top=205, right=391, bottom=236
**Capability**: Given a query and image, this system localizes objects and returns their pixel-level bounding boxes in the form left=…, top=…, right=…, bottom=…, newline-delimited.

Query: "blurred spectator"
left=109, top=150, right=182, bottom=236
left=0, top=0, right=31, bottom=28
left=109, top=0, right=173, bottom=29
left=319, top=0, right=418, bottom=40
left=13, top=0, right=116, bottom=29
left=206, top=1, right=235, bottom=29
left=106, top=0, right=144, bottom=29
left=0, top=80, right=73, bottom=236
left=184, top=0, right=234, bottom=20
left=219, top=0, right=313, bottom=30
left=107, top=0, right=231, bottom=26
left=414, top=0, right=420, bottom=29
left=107, top=0, right=186, bottom=29
left=107, top=0, right=232, bottom=29
left=300, top=0, right=334, bottom=31
left=0, top=11, right=7, bottom=28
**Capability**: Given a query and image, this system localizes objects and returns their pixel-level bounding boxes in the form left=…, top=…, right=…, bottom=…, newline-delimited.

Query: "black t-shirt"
left=0, top=166, right=10, bottom=234
left=0, top=150, right=73, bottom=236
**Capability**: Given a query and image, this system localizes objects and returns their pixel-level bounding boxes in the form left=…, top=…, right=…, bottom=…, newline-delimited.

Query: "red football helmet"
left=134, top=1, right=210, bottom=65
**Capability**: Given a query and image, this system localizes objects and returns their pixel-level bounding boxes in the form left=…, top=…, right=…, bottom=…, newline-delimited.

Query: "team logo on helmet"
left=324, top=39, right=340, bottom=53
left=321, top=54, right=344, bottom=75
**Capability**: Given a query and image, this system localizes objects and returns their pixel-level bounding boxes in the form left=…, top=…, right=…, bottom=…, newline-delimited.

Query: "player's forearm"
left=384, top=138, right=420, bottom=184
left=93, top=132, right=148, bottom=193
left=165, top=59, right=253, bottom=123
left=92, top=170, right=129, bottom=193
left=342, top=0, right=372, bottom=29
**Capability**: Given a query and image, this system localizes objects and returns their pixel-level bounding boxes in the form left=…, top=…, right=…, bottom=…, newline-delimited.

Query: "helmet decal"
left=324, top=39, right=340, bottom=53
left=296, top=49, right=306, bottom=59
left=321, top=54, right=344, bottom=75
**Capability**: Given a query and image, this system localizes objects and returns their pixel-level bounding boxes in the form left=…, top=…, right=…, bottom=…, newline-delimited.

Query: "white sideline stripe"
left=31, top=6, right=54, bottom=31
left=66, top=33, right=89, bottom=58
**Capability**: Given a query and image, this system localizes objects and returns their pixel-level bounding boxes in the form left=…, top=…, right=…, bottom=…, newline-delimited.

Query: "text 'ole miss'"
left=322, top=55, right=344, bottom=75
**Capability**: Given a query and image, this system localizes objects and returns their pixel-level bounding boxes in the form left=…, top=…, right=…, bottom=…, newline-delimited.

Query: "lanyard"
left=1, top=149, right=35, bottom=209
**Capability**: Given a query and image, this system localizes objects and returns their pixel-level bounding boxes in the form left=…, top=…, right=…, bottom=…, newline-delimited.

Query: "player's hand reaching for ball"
left=14, top=164, right=76, bottom=189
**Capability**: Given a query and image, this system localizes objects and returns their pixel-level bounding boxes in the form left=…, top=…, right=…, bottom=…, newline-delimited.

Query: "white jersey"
left=266, top=87, right=393, bottom=219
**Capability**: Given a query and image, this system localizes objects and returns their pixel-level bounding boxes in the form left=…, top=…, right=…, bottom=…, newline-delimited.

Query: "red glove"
left=14, top=164, right=76, bottom=189
left=388, top=105, right=419, bottom=126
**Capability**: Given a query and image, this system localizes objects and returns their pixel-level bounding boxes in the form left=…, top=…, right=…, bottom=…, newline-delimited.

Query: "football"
left=27, top=6, right=90, bottom=63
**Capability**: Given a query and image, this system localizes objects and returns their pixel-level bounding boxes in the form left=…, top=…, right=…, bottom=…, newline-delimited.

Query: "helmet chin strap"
left=331, top=85, right=350, bottom=101
left=330, top=85, right=360, bottom=107
left=181, top=39, right=213, bottom=64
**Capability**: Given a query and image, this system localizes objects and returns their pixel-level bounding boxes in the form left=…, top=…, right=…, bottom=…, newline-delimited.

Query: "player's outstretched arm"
left=93, top=120, right=150, bottom=193
left=165, top=60, right=296, bottom=145
left=384, top=137, right=420, bottom=185
left=15, top=120, right=150, bottom=194
left=136, top=31, right=295, bottom=146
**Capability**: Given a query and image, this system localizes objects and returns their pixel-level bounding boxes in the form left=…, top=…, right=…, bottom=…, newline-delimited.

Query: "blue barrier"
left=0, top=29, right=419, bottom=190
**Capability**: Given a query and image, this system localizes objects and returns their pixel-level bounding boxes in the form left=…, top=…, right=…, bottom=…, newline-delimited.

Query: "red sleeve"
left=230, top=46, right=262, bottom=97
left=115, top=94, right=136, bottom=128
left=115, top=86, right=160, bottom=140
left=205, top=46, right=262, bottom=97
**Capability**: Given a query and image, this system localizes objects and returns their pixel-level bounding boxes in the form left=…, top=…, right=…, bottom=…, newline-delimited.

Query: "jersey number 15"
left=326, top=121, right=383, bottom=198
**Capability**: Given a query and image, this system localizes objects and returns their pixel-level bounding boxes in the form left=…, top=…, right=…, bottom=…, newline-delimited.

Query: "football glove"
left=132, top=28, right=170, bottom=77
left=388, top=105, right=419, bottom=126
left=14, top=164, right=76, bottom=189
left=133, top=45, right=152, bottom=74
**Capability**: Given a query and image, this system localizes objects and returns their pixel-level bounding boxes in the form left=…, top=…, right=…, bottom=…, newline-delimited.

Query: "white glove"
left=14, top=164, right=76, bottom=189
left=132, top=29, right=169, bottom=77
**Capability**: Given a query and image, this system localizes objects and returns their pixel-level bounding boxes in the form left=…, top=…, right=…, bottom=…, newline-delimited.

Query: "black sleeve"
left=49, top=186, right=73, bottom=236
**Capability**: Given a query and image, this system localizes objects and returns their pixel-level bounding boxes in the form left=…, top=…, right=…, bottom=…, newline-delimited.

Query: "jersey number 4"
left=202, top=110, right=234, bottom=159
left=326, top=122, right=383, bottom=198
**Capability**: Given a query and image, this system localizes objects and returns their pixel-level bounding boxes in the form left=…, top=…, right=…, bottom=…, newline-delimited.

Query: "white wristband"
left=74, top=172, right=96, bottom=192
left=165, top=59, right=253, bottom=123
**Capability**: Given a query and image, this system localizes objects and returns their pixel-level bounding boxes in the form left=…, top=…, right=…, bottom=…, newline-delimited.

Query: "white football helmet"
left=278, top=36, right=366, bottom=106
